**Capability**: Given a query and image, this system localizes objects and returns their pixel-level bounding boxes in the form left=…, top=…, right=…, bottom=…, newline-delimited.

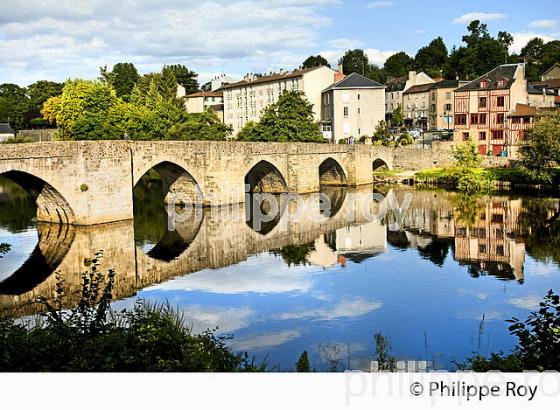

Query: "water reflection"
left=1, top=177, right=560, bottom=369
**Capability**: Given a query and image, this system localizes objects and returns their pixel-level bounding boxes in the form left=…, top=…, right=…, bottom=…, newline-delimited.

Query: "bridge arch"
left=244, top=160, right=288, bottom=193
left=319, top=157, right=347, bottom=187
left=0, top=170, right=75, bottom=224
left=134, top=161, right=203, bottom=205
left=372, top=158, right=389, bottom=172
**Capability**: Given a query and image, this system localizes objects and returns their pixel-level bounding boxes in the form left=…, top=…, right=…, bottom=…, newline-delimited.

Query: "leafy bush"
left=0, top=254, right=262, bottom=371
left=397, top=133, right=414, bottom=146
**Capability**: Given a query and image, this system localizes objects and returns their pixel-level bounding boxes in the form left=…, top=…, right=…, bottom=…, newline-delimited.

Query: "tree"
left=372, top=120, right=391, bottom=145
left=497, top=31, right=514, bottom=63
left=521, top=37, right=545, bottom=60
left=302, top=55, right=330, bottom=69
left=521, top=111, right=560, bottom=182
left=296, top=351, right=311, bottom=372
left=339, top=49, right=370, bottom=75
left=100, top=62, right=139, bottom=101
left=162, top=64, right=199, bottom=94
left=26, top=80, right=64, bottom=119
left=414, top=37, right=448, bottom=74
left=391, top=105, right=404, bottom=126
left=0, top=83, right=29, bottom=131
left=166, top=110, right=232, bottom=141
left=236, top=90, right=323, bottom=142
left=41, top=96, right=61, bottom=125
left=383, top=51, right=414, bottom=78
left=157, top=69, right=181, bottom=104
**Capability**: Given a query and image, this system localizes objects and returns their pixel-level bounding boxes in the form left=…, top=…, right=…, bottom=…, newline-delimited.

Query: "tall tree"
left=339, top=49, right=370, bottom=75
left=162, top=64, right=199, bottom=94
left=237, top=90, right=323, bottom=142
left=383, top=51, right=415, bottom=78
left=0, top=83, right=28, bottom=131
left=415, top=37, right=448, bottom=74
left=497, top=31, right=514, bottom=63
left=99, top=62, right=139, bottom=101
left=302, top=55, right=330, bottom=69
left=521, top=37, right=545, bottom=60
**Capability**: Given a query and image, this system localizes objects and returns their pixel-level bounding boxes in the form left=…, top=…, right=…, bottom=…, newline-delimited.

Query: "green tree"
left=383, top=51, right=414, bottom=78
left=296, top=351, right=311, bottom=372
left=521, top=111, right=560, bottom=182
left=414, top=37, right=448, bottom=74
left=162, top=64, right=199, bottom=94
left=497, top=31, right=514, bottom=63
left=26, top=80, right=64, bottom=119
left=302, top=55, right=330, bottom=69
left=372, top=120, right=391, bottom=145
left=157, top=68, right=181, bottom=105
left=237, top=90, right=323, bottom=142
left=391, top=105, right=404, bottom=126
left=339, top=49, right=370, bottom=75
left=166, top=110, right=232, bottom=141
left=0, top=83, right=29, bottom=131
left=100, top=62, right=139, bottom=101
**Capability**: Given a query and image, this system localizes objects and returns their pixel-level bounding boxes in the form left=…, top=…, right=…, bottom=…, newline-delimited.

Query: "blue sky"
left=0, top=0, right=559, bottom=86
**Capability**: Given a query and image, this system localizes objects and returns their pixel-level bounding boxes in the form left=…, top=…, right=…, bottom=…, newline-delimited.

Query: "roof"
left=0, top=123, right=14, bottom=134
left=221, top=66, right=333, bottom=90
left=385, top=75, right=407, bottom=92
left=509, top=103, right=559, bottom=117
left=455, top=64, right=520, bottom=92
left=185, top=91, right=223, bottom=98
left=541, top=63, right=560, bottom=78
left=323, top=72, right=384, bottom=92
left=431, top=79, right=465, bottom=89
left=403, top=83, right=434, bottom=94
left=530, top=79, right=560, bottom=90
left=527, top=84, right=555, bottom=95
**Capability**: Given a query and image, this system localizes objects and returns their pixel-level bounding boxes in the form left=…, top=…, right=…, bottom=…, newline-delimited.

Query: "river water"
left=0, top=176, right=559, bottom=371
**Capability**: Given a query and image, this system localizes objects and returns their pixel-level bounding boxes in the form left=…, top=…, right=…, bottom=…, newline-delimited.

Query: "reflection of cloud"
left=456, top=310, right=504, bottom=321
left=230, top=330, right=301, bottom=351
left=145, top=253, right=326, bottom=294
left=528, top=263, right=557, bottom=277
left=280, top=298, right=382, bottom=321
left=181, top=305, right=253, bottom=334
left=456, top=288, right=488, bottom=300
left=509, top=295, right=541, bottom=310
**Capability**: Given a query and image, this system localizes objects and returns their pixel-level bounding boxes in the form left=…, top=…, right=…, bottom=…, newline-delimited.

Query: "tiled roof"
left=323, top=72, right=384, bottom=91
left=403, top=83, right=433, bottom=94
left=0, top=123, right=14, bottom=134
left=455, top=64, right=520, bottom=92
left=509, top=103, right=559, bottom=117
left=221, top=66, right=332, bottom=89
left=431, top=79, right=465, bottom=89
left=527, top=84, right=556, bottom=95
left=530, top=79, right=560, bottom=89
left=385, top=75, right=407, bottom=92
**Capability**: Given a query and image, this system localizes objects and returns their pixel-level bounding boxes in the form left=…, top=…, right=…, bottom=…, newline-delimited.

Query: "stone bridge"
left=0, top=141, right=456, bottom=225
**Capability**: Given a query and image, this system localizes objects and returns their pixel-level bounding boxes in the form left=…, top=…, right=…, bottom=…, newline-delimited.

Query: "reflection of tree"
left=417, top=237, right=451, bottom=267
left=0, top=177, right=36, bottom=232
left=0, top=243, right=11, bottom=257
left=386, top=230, right=410, bottom=249
left=272, top=242, right=315, bottom=267
left=133, top=177, right=168, bottom=246
left=451, top=193, right=482, bottom=227
left=517, top=199, right=560, bottom=265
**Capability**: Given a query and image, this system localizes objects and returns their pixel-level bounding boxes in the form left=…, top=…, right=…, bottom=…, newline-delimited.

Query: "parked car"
left=409, top=129, right=423, bottom=139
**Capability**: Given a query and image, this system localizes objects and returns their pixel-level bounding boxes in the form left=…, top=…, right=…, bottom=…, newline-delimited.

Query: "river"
left=0, top=176, right=559, bottom=371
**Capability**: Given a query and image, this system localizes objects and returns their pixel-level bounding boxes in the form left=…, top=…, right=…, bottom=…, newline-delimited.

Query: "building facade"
left=429, top=80, right=468, bottom=131
left=201, top=74, right=238, bottom=92
left=321, top=73, right=385, bottom=142
left=385, top=71, right=434, bottom=121
left=222, top=66, right=341, bottom=136
left=453, top=63, right=555, bottom=158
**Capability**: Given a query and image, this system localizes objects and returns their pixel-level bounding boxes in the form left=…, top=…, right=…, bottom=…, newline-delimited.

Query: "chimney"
left=335, top=63, right=344, bottom=82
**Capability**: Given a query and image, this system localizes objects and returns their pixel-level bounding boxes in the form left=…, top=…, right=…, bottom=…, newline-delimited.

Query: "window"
left=497, top=113, right=505, bottom=124
left=480, top=80, right=489, bottom=89
left=431, top=92, right=436, bottom=100
left=357, top=93, right=361, bottom=101
left=479, top=131, right=486, bottom=140
left=457, top=227, right=467, bottom=237
left=343, top=106, right=349, bottom=117
left=492, top=214, right=504, bottom=223
left=479, top=244, right=487, bottom=253
left=462, top=132, right=469, bottom=141
left=446, top=92, right=451, bottom=99
left=479, top=97, right=487, bottom=108
left=444, top=103, right=452, bottom=111
left=497, top=96, right=505, bottom=107
left=497, top=79, right=507, bottom=87
left=357, top=107, right=361, bottom=115
left=431, top=104, right=435, bottom=112
left=470, top=114, right=479, bottom=125
left=455, top=114, right=467, bottom=125
left=496, top=245, right=505, bottom=256
left=479, top=113, right=487, bottom=125
left=492, top=130, right=504, bottom=140
left=357, top=127, right=361, bottom=135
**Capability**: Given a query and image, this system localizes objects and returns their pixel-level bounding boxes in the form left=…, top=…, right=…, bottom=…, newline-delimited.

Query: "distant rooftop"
left=323, top=72, right=384, bottom=92
left=0, top=123, right=14, bottom=134
left=455, top=64, right=520, bottom=92
left=221, top=66, right=333, bottom=90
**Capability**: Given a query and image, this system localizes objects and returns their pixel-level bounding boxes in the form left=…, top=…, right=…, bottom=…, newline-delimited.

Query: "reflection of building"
left=454, top=199, right=525, bottom=281
left=307, top=220, right=387, bottom=267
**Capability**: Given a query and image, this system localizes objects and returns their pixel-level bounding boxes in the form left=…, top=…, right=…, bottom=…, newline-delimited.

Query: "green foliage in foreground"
left=0, top=255, right=262, bottom=371
left=462, top=290, right=560, bottom=371
left=521, top=111, right=560, bottom=183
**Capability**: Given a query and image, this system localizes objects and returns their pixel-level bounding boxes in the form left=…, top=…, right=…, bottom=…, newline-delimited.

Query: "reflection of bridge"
left=0, top=141, right=454, bottom=225
left=0, top=187, right=389, bottom=316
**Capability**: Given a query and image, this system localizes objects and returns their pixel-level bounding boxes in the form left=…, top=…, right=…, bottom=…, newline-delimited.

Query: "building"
left=222, top=65, right=342, bottom=137
left=320, top=73, right=385, bottom=142
left=385, top=71, right=434, bottom=122
left=453, top=63, right=556, bottom=158
left=428, top=80, right=469, bottom=131
left=0, top=123, right=15, bottom=142
left=540, top=63, right=560, bottom=81
left=403, top=82, right=434, bottom=130
left=201, top=74, right=238, bottom=92
left=183, top=90, right=224, bottom=122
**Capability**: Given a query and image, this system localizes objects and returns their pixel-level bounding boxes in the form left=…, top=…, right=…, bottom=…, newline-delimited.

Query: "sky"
left=0, top=0, right=559, bottom=86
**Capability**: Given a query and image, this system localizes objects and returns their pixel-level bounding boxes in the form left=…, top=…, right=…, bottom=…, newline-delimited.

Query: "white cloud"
left=528, top=19, right=558, bottom=30
left=509, top=295, right=541, bottom=310
left=365, top=48, right=398, bottom=66
left=280, top=298, right=382, bottom=321
left=366, top=1, right=394, bottom=8
left=0, top=0, right=338, bottom=85
left=510, top=31, right=559, bottom=54
left=230, top=330, right=302, bottom=351
left=411, top=29, right=425, bottom=35
left=452, top=12, right=507, bottom=25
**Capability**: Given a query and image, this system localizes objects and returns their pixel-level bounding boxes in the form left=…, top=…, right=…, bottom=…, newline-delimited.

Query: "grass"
left=372, top=168, right=405, bottom=177
left=415, top=167, right=558, bottom=185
